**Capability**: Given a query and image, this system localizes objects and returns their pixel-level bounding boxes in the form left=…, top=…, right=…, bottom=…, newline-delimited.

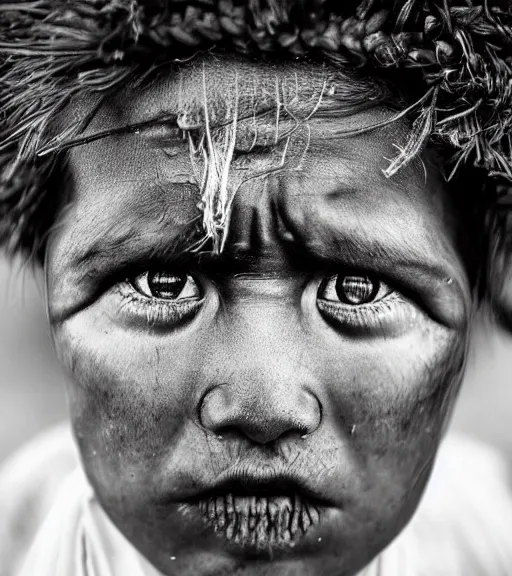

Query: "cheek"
left=322, top=325, right=466, bottom=513
left=53, top=317, right=198, bottom=490
left=357, top=331, right=464, bottom=441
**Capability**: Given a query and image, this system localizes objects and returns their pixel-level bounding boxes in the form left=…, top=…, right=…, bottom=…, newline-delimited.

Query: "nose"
left=199, top=383, right=322, bottom=444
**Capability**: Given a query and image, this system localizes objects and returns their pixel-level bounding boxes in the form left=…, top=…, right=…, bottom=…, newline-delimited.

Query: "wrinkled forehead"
left=63, top=54, right=427, bottom=220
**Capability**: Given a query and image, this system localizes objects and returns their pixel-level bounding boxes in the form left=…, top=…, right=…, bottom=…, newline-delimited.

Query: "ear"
left=488, top=217, right=512, bottom=332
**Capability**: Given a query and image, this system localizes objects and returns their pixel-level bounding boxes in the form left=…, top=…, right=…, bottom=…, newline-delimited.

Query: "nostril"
left=198, top=385, right=322, bottom=444
left=297, top=391, right=322, bottom=435
left=198, top=384, right=234, bottom=432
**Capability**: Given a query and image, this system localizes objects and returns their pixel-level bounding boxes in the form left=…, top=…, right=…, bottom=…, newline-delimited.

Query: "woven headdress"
left=1, top=0, right=512, bottom=264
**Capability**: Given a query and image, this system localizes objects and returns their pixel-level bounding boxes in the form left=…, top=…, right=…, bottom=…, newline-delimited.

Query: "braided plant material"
left=1, top=0, right=512, bottom=260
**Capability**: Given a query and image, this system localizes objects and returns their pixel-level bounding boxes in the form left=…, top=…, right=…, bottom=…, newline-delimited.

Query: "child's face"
left=46, top=57, right=472, bottom=576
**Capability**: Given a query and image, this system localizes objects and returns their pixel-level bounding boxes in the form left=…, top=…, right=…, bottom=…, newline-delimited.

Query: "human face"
left=46, top=56, right=472, bottom=576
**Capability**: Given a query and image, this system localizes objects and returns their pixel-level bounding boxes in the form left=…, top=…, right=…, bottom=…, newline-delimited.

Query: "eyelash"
left=316, top=291, right=413, bottom=333
left=114, top=282, right=202, bottom=327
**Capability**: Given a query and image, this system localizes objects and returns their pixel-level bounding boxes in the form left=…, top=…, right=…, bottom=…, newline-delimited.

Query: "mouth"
left=182, top=477, right=326, bottom=550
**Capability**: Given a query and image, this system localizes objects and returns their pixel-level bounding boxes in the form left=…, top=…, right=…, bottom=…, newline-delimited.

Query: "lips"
left=183, top=477, right=325, bottom=549
left=198, top=491, right=320, bottom=547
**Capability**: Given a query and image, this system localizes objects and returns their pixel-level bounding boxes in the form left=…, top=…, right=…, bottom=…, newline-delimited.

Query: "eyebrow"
left=63, top=176, right=203, bottom=284
left=72, top=215, right=202, bottom=279
left=276, top=204, right=454, bottom=284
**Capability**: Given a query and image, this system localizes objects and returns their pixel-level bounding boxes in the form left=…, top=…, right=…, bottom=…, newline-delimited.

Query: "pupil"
left=336, top=275, right=377, bottom=305
left=147, top=272, right=187, bottom=299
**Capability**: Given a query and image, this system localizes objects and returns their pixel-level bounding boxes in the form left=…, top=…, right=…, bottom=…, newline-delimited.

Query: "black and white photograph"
left=1, top=1, right=512, bottom=574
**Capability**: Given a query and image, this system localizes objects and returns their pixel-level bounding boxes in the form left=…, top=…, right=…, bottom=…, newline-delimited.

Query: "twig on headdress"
left=325, top=84, right=439, bottom=140
left=436, top=99, right=483, bottom=128
left=384, top=86, right=439, bottom=177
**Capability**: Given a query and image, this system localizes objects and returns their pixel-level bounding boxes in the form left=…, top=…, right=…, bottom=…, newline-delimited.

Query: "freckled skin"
left=47, top=56, right=472, bottom=576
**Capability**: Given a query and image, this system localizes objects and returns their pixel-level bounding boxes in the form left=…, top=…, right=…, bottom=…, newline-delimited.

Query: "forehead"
left=61, top=56, right=443, bottom=229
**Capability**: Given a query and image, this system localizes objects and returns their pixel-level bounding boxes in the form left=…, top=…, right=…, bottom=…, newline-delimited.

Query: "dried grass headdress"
left=1, top=0, right=512, bottom=270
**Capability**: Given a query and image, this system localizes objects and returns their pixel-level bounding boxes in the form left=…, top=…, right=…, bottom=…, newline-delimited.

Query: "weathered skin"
left=46, top=55, right=472, bottom=576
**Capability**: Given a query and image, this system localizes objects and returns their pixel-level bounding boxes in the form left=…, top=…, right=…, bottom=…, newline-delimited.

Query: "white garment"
left=8, top=432, right=512, bottom=576
left=17, top=469, right=161, bottom=576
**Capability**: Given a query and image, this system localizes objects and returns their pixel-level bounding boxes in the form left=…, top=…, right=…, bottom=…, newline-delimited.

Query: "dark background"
left=1, top=255, right=511, bottom=464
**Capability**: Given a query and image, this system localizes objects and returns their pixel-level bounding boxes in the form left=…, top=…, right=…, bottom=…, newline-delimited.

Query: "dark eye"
left=319, top=274, right=382, bottom=305
left=131, top=272, right=201, bottom=300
